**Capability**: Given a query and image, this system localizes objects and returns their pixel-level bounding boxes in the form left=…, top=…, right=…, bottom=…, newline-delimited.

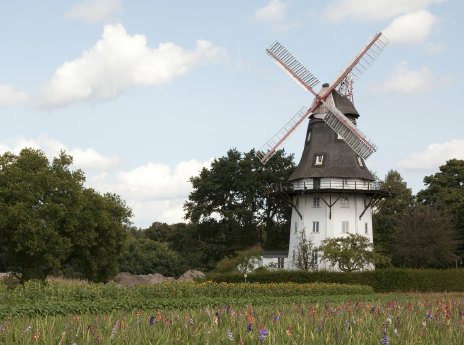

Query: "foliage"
left=0, top=149, right=132, bottom=283
left=213, top=246, right=263, bottom=274
left=318, top=234, right=390, bottom=272
left=391, top=205, right=458, bottom=268
left=119, top=232, right=187, bottom=277
left=417, top=159, right=464, bottom=258
left=294, top=230, right=317, bottom=272
left=184, top=148, right=295, bottom=255
left=206, top=268, right=464, bottom=292
left=373, top=170, right=415, bottom=258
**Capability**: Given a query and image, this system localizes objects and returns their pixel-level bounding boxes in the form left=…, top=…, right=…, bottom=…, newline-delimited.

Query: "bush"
left=205, top=268, right=464, bottom=292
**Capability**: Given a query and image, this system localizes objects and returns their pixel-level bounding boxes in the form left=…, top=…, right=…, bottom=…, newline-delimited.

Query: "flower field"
left=1, top=290, right=464, bottom=344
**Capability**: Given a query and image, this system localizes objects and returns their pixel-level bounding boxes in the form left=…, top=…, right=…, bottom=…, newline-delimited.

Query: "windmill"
left=258, top=33, right=390, bottom=270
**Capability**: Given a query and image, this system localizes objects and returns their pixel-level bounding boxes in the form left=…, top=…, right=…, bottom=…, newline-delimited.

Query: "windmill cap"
left=322, top=83, right=330, bottom=87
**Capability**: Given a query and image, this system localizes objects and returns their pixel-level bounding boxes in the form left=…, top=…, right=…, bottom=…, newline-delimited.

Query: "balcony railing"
left=278, top=180, right=382, bottom=192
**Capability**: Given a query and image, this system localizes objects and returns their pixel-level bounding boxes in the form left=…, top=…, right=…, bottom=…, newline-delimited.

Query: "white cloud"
left=324, top=0, right=443, bottom=22
left=398, top=140, right=464, bottom=171
left=255, top=0, right=286, bottom=23
left=383, top=10, right=437, bottom=44
left=0, top=85, right=27, bottom=107
left=38, top=23, right=225, bottom=109
left=254, top=0, right=292, bottom=32
left=0, top=135, right=119, bottom=172
left=66, top=0, right=122, bottom=23
left=90, top=159, right=212, bottom=226
left=373, top=61, right=449, bottom=94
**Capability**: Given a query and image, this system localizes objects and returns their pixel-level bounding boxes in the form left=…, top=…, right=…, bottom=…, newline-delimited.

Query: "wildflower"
left=226, top=329, right=234, bottom=341
left=286, top=327, right=293, bottom=336
left=380, top=331, right=388, bottom=345
left=272, top=313, right=280, bottom=321
left=33, top=331, right=41, bottom=343
left=111, top=320, right=120, bottom=339
left=259, top=328, right=269, bottom=344
left=22, top=325, right=32, bottom=335
left=386, top=316, right=392, bottom=324
left=149, top=316, right=155, bottom=326
left=426, top=311, right=433, bottom=321
left=189, top=318, right=194, bottom=325
left=0, top=324, right=4, bottom=333
left=247, top=323, right=253, bottom=332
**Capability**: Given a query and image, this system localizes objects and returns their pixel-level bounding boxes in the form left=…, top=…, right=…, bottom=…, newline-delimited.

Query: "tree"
left=416, top=159, right=464, bottom=258
left=119, top=231, right=187, bottom=277
left=391, top=206, right=458, bottom=268
left=0, top=149, right=132, bottom=282
left=66, top=190, right=132, bottom=282
left=184, top=148, right=295, bottom=258
left=294, top=230, right=317, bottom=271
left=373, top=170, right=414, bottom=257
left=318, top=234, right=390, bottom=272
left=213, top=246, right=263, bottom=274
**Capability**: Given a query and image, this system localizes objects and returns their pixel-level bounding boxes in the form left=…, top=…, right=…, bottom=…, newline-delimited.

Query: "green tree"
left=318, top=234, right=390, bottom=272
left=294, top=230, right=317, bottom=272
left=0, top=149, right=132, bottom=282
left=119, top=232, right=186, bottom=277
left=213, top=246, right=263, bottom=274
left=0, top=149, right=84, bottom=281
left=416, top=159, right=464, bottom=259
left=184, top=148, right=294, bottom=258
left=391, top=205, right=458, bottom=268
left=66, top=190, right=132, bottom=282
left=373, top=170, right=414, bottom=257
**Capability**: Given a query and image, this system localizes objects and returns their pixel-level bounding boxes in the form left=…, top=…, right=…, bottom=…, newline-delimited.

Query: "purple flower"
left=259, top=328, right=269, bottom=344
left=247, top=323, right=253, bottom=332
left=272, top=314, right=280, bottom=321
left=149, top=316, right=155, bottom=326
left=426, top=311, right=433, bottom=321
left=380, top=332, right=388, bottom=345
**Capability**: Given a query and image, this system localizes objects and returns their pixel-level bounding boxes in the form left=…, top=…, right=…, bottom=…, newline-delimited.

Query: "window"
left=313, top=197, right=320, bottom=208
left=277, top=257, right=285, bottom=269
left=357, top=156, right=364, bottom=167
left=313, top=221, right=319, bottom=233
left=315, top=155, right=324, bottom=165
left=340, top=197, right=349, bottom=208
left=365, top=222, right=369, bottom=234
left=294, top=221, right=298, bottom=234
left=342, top=221, right=349, bottom=234
left=311, top=252, right=318, bottom=266
left=313, top=177, right=321, bottom=189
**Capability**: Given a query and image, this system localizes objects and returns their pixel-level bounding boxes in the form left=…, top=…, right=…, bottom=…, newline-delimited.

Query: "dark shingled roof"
left=289, top=89, right=374, bottom=181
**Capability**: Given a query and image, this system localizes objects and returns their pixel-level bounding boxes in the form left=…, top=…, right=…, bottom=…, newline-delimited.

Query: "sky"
left=0, top=0, right=463, bottom=228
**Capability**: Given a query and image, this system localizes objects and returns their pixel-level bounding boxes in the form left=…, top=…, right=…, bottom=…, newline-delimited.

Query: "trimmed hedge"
left=205, top=268, right=464, bottom=292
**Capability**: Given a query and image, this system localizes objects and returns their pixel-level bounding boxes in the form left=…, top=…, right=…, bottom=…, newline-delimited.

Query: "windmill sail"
left=258, top=33, right=388, bottom=164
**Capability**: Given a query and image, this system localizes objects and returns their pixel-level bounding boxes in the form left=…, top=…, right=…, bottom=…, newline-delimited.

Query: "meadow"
left=0, top=280, right=463, bottom=344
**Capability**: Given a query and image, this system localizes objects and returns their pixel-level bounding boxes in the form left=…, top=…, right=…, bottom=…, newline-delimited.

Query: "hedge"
left=205, top=268, right=464, bottom=292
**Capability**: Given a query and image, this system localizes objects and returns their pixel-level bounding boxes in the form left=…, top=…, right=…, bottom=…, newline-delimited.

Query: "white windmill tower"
left=258, top=33, right=390, bottom=270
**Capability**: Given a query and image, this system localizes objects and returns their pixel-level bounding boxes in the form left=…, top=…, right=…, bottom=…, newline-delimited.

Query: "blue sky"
left=0, top=0, right=462, bottom=227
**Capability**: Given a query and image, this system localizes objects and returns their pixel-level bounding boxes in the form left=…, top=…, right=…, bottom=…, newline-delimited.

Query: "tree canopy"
left=417, top=159, right=464, bottom=258
left=184, top=148, right=295, bottom=254
left=0, top=149, right=132, bottom=282
left=318, top=234, right=390, bottom=272
left=391, top=205, right=457, bottom=268
left=373, top=170, right=415, bottom=257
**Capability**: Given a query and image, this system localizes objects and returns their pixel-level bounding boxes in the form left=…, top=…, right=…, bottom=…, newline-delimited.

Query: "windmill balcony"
left=274, top=178, right=388, bottom=196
